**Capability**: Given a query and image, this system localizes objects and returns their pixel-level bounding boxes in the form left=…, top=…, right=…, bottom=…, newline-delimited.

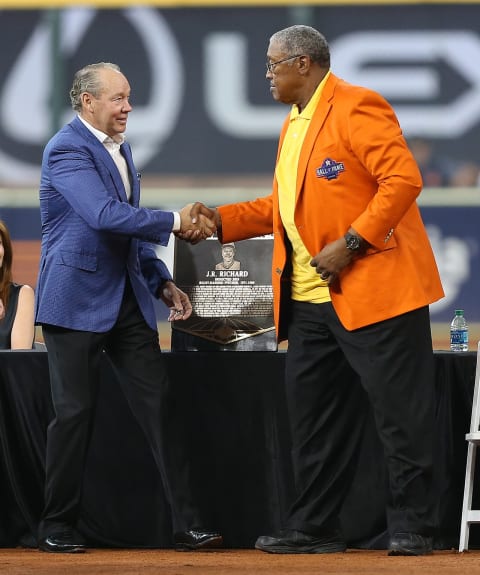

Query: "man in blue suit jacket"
left=35, top=62, right=221, bottom=553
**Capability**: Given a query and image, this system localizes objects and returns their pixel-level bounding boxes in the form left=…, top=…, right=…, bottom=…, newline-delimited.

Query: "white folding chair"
left=459, top=341, right=480, bottom=551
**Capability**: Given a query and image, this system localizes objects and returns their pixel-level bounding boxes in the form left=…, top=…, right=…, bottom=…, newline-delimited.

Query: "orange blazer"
left=218, top=73, right=444, bottom=340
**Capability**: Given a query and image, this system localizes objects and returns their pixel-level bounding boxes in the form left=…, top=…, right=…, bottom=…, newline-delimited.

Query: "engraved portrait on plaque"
left=171, top=236, right=276, bottom=351
left=215, top=243, right=241, bottom=271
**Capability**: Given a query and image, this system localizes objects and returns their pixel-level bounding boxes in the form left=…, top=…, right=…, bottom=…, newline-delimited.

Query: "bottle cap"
left=455, top=309, right=464, bottom=315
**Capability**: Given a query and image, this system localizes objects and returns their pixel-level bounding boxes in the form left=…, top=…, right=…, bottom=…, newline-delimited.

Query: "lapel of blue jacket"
left=120, top=142, right=140, bottom=207
left=70, top=117, right=130, bottom=203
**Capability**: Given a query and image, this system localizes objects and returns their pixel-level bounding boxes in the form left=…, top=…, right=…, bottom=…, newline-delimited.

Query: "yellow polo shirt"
left=276, top=72, right=331, bottom=303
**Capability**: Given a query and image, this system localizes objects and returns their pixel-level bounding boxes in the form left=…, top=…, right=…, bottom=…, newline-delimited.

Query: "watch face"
left=345, top=234, right=360, bottom=250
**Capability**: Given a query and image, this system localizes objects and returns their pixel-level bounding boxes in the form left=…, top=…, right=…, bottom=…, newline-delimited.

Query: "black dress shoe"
left=39, top=531, right=87, bottom=553
left=255, top=529, right=347, bottom=554
left=388, top=532, right=433, bottom=556
left=174, top=529, right=223, bottom=550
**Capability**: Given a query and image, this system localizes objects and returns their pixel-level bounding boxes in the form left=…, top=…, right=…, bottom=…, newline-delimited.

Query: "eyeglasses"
left=266, top=54, right=302, bottom=73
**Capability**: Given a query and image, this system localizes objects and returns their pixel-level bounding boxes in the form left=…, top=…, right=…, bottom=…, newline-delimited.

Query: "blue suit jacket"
left=35, top=116, right=173, bottom=332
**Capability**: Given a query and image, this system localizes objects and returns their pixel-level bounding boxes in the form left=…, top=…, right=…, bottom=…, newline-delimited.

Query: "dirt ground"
left=1, top=548, right=480, bottom=575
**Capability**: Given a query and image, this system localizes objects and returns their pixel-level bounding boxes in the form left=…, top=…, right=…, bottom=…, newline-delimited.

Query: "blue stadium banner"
left=0, top=5, right=480, bottom=183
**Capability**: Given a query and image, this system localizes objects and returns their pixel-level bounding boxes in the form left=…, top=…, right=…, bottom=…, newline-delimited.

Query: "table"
left=0, top=349, right=476, bottom=549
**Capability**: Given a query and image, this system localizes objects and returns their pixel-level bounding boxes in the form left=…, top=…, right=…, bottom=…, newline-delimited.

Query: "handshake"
left=178, top=202, right=220, bottom=244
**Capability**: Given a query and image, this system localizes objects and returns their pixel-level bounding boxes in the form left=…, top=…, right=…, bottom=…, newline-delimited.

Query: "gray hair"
left=270, top=25, right=330, bottom=68
left=70, top=62, right=121, bottom=112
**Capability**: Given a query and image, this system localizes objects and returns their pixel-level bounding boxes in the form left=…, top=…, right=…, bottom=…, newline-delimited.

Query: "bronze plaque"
left=171, top=236, right=276, bottom=351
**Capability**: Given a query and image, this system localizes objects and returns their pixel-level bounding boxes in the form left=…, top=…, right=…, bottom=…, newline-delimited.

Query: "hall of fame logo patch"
left=316, top=158, right=345, bottom=180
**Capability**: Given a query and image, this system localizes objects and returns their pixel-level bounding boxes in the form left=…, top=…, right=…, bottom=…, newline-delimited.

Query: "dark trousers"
left=285, top=301, right=436, bottom=537
left=39, top=281, right=200, bottom=538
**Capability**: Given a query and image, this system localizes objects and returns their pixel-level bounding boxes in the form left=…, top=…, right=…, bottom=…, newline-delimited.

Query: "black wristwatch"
left=344, top=233, right=362, bottom=252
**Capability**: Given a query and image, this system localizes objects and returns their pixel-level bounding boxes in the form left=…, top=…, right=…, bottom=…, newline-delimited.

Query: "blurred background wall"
left=0, top=0, right=479, bottom=348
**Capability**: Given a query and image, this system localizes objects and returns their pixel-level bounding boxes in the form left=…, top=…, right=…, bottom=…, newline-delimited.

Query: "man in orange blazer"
left=190, top=25, right=444, bottom=556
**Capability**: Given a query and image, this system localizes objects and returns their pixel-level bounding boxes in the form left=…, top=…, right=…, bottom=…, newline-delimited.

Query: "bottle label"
left=451, top=329, right=468, bottom=345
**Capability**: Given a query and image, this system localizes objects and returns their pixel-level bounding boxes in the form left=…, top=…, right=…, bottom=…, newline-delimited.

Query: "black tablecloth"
left=0, top=349, right=476, bottom=549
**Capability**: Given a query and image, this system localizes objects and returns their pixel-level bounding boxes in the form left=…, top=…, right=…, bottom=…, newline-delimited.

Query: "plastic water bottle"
left=450, top=309, right=469, bottom=352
